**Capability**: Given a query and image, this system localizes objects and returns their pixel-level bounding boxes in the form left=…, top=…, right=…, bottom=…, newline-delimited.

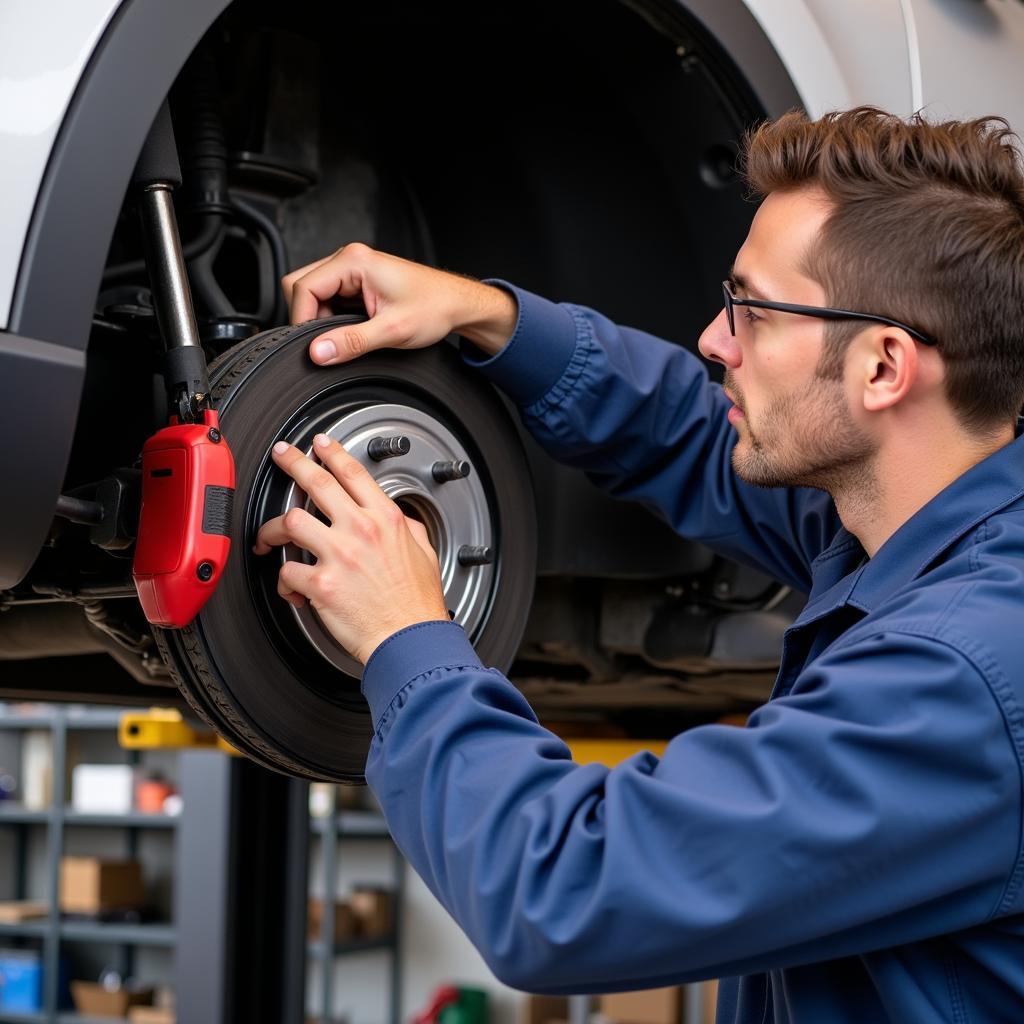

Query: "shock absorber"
left=131, top=101, right=236, bottom=628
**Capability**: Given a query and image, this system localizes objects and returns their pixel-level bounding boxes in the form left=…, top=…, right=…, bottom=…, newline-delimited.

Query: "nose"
left=698, top=307, right=742, bottom=369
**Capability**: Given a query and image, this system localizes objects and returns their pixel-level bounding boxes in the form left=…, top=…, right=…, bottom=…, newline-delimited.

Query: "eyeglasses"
left=722, top=280, right=937, bottom=346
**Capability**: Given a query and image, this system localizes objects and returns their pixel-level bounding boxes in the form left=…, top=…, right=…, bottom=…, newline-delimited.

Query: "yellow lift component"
left=567, top=739, right=669, bottom=767
left=118, top=708, right=240, bottom=755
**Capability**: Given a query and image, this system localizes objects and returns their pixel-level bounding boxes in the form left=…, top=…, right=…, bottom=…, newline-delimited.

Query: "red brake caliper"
left=134, top=410, right=235, bottom=627
left=129, top=102, right=236, bottom=627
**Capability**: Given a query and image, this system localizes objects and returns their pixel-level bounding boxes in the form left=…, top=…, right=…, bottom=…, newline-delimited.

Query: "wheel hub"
left=281, top=402, right=495, bottom=673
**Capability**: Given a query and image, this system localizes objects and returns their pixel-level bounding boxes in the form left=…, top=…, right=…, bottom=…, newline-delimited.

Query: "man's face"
left=698, top=187, right=877, bottom=491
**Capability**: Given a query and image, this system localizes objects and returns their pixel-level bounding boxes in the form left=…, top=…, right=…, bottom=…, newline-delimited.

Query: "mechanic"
left=255, top=107, right=1024, bottom=1022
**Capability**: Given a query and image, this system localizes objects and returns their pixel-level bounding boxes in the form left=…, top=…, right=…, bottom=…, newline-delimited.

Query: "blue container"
left=0, top=949, right=43, bottom=1011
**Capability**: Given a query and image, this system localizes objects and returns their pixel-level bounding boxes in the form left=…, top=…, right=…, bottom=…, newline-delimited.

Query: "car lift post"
left=121, top=709, right=309, bottom=1024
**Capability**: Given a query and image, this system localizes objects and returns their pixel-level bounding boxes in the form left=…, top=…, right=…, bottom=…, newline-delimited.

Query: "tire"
left=156, top=316, right=537, bottom=782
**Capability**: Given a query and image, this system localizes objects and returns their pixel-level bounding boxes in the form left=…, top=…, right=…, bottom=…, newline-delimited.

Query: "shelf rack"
left=308, top=794, right=404, bottom=1024
left=0, top=706, right=180, bottom=1019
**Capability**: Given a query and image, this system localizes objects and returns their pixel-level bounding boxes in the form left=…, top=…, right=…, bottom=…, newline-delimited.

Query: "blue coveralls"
left=360, top=284, right=1024, bottom=1023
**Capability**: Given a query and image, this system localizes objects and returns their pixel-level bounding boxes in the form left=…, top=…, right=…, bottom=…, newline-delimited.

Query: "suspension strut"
left=131, top=101, right=236, bottom=628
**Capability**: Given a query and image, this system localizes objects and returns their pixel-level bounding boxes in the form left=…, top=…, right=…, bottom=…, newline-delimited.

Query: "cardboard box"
left=71, top=981, right=154, bottom=1017
left=600, top=987, right=682, bottom=1024
left=60, top=857, right=144, bottom=914
left=349, top=886, right=393, bottom=938
left=696, top=980, right=717, bottom=1024
left=307, top=898, right=359, bottom=942
left=129, top=1007, right=175, bottom=1024
left=522, top=994, right=568, bottom=1024
left=0, top=900, right=48, bottom=923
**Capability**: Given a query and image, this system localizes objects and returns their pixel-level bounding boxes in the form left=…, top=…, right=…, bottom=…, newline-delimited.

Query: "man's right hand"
left=281, top=243, right=518, bottom=366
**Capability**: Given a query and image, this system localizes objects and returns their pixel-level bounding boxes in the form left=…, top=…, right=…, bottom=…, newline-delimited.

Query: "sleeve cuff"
left=360, top=619, right=485, bottom=727
left=459, top=280, right=580, bottom=407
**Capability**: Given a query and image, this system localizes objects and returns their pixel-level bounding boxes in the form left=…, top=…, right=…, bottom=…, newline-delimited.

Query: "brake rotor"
left=277, top=401, right=495, bottom=677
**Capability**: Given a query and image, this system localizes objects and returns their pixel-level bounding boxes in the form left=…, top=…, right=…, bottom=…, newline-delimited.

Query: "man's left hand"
left=253, top=433, right=450, bottom=665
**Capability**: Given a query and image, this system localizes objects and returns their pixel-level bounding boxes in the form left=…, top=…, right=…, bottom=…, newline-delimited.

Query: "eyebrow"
left=728, top=266, right=772, bottom=301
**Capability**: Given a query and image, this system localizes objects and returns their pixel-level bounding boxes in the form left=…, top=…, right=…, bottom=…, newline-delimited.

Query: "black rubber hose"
left=55, top=494, right=104, bottom=525
left=188, top=225, right=235, bottom=319
left=180, top=47, right=230, bottom=214
left=102, top=214, right=223, bottom=285
left=230, top=194, right=289, bottom=324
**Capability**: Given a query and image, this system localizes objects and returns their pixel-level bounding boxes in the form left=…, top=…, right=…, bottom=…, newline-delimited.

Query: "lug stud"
left=367, top=435, right=411, bottom=461
left=432, top=459, right=471, bottom=483
left=457, top=545, right=493, bottom=567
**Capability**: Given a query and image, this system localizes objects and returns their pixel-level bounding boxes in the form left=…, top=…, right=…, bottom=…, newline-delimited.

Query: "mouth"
left=723, top=387, right=745, bottom=422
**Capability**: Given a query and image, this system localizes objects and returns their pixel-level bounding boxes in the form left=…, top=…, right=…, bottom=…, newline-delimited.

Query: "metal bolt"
left=208, top=427, right=221, bottom=443
left=367, top=435, right=411, bottom=461
left=457, top=545, right=493, bottom=567
left=432, top=459, right=471, bottom=483
left=196, top=561, right=214, bottom=582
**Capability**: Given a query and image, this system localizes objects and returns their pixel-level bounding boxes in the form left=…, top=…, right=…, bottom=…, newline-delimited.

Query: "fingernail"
left=313, top=338, right=337, bottom=361
left=273, top=441, right=289, bottom=455
left=314, top=433, right=331, bottom=448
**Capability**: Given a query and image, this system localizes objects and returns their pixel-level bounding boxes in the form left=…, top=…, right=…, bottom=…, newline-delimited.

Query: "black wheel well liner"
left=0, top=0, right=798, bottom=591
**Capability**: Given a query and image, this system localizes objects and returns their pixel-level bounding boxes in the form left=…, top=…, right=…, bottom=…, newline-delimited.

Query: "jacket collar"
left=793, top=432, right=1024, bottom=626
left=848, top=432, right=1024, bottom=613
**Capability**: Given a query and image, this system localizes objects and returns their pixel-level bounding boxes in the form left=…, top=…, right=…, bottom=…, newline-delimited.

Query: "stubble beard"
left=727, top=373, right=879, bottom=500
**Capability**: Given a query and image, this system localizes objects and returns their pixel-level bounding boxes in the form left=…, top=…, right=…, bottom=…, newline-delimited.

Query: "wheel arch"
left=1, top=0, right=230, bottom=588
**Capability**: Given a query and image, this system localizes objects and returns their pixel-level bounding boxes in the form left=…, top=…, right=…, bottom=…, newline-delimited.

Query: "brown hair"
left=741, top=106, right=1024, bottom=433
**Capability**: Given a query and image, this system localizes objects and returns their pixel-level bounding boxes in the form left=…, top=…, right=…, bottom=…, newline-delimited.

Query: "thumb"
left=308, top=316, right=402, bottom=365
left=405, top=517, right=438, bottom=560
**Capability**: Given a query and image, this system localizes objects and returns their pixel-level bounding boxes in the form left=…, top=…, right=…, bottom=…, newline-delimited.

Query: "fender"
left=0, top=0, right=230, bottom=587
left=740, top=0, right=1024, bottom=129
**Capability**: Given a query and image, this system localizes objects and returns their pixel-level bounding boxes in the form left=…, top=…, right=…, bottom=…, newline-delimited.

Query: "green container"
left=438, top=986, right=488, bottom=1024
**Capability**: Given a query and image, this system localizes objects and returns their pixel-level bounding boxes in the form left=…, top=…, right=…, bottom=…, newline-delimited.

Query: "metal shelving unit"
left=0, top=706, right=179, bottom=1020
left=0, top=708, right=403, bottom=1024
left=308, top=793, right=404, bottom=1024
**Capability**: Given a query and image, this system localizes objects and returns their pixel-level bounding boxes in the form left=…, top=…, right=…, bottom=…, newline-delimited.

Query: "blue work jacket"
left=360, top=284, right=1024, bottom=1023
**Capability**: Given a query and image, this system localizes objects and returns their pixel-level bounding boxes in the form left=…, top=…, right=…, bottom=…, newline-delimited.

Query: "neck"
left=833, top=421, right=1014, bottom=557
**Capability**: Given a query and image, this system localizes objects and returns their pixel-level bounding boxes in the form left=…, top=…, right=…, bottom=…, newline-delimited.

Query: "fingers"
left=309, top=434, right=394, bottom=509
left=253, top=507, right=332, bottom=558
left=405, top=516, right=438, bottom=559
left=308, top=319, right=399, bottom=366
left=277, top=559, right=315, bottom=609
left=267, top=441, right=362, bottom=523
left=281, top=253, right=333, bottom=317
left=287, top=242, right=377, bottom=325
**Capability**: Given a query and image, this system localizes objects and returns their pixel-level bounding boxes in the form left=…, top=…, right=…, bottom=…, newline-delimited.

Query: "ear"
left=860, top=328, right=918, bottom=414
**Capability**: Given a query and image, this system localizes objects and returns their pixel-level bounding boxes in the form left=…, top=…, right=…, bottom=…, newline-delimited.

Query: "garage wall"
left=401, top=870, right=520, bottom=1024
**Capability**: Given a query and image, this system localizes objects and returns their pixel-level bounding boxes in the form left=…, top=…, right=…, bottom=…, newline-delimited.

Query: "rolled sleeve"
left=460, top=280, right=580, bottom=407
left=360, top=619, right=484, bottom=729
